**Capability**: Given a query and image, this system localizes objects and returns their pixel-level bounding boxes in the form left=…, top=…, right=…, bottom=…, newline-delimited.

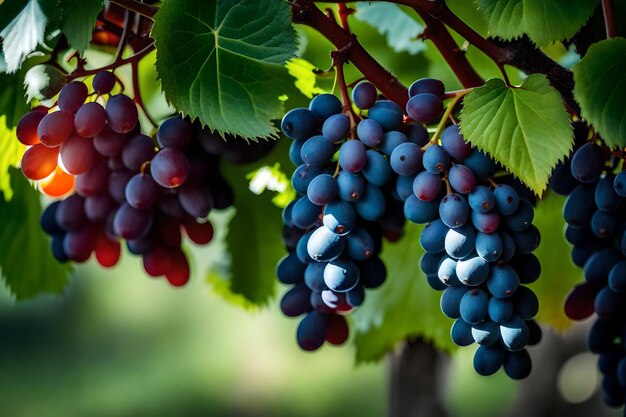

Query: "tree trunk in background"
left=387, top=338, right=449, bottom=417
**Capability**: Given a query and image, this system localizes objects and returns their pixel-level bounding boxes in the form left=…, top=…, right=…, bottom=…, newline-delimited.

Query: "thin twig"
left=114, top=10, right=133, bottom=62
left=109, top=0, right=158, bottom=19
left=67, top=43, right=156, bottom=80
left=601, top=0, right=617, bottom=38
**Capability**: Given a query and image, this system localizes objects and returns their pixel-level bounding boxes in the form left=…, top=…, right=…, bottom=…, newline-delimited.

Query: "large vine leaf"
left=354, top=2, right=426, bottom=55
left=459, top=75, right=572, bottom=195
left=0, top=0, right=59, bottom=73
left=208, top=139, right=292, bottom=306
left=476, top=0, right=599, bottom=46
left=59, top=0, right=102, bottom=53
left=0, top=168, right=72, bottom=299
left=352, top=223, right=456, bottom=363
left=573, top=37, right=626, bottom=149
left=0, top=117, right=26, bottom=200
left=152, top=0, right=298, bottom=139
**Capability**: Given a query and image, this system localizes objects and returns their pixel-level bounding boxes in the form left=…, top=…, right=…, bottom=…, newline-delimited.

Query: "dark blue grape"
left=156, top=117, right=192, bottom=150
left=296, top=311, right=329, bottom=351
left=510, top=254, right=541, bottom=284
left=472, top=320, right=500, bottom=346
left=511, top=225, right=540, bottom=254
left=563, top=183, right=596, bottom=227
left=322, top=114, right=350, bottom=142
left=51, top=234, right=69, bottom=262
left=499, top=231, right=516, bottom=262
left=320, top=290, right=352, bottom=312
left=406, top=93, right=443, bottom=123
left=357, top=119, right=384, bottom=147
left=474, top=345, right=505, bottom=376
left=459, top=288, right=489, bottom=324
left=441, top=125, right=471, bottom=161
left=281, top=108, right=317, bottom=140
left=570, top=142, right=604, bottom=183
left=323, top=200, right=356, bottom=235
left=347, top=284, right=365, bottom=307
left=595, top=174, right=622, bottom=211
left=445, top=224, right=475, bottom=259
left=396, top=175, right=416, bottom=201
left=354, top=183, right=386, bottom=221
left=439, top=193, right=469, bottom=228
left=337, top=171, right=365, bottom=201
left=289, top=139, right=305, bottom=165
left=451, top=319, right=474, bottom=346
left=421, top=252, right=443, bottom=276
left=413, top=171, right=442, bottom=202
left=292, top=164, right=324, bottom=194
left=469, top=186, right=495, bottom=213
left=296, top=230, right=315, bottom=264
left=324, top=258, right=360, bottom=292
left=309, top=94, right=342, bottom=119
left=476, top=232, right=502, bottom=262
left=368, top=100, right=403, bottom=131
left=438, top=256, right=461, bottom=287
left=494, top=185, right=519, bottom=216
left=423, top=144, right=450, bottom=174
left=427, top=274, right=448, bottom=291
left=513, top=286, right=539, bottom=320
left=614, top=170, right=626, bottom=197
left=379, top=131, right=407, bottom=156
left=276, top=253, right=306, bottom=284
left=359, top=256, right=387, bottom=288
left=449, top=164, right=476, bottom=194
left=503, top=350, right=532, bottom=380
left=292, top=196, right=322, bottom=229
left=304, top=262, right=328, bottom=291
left=456, top=253, right=490, bottom=286
left=591, top=210, right=620, bottom=239
left=362, top=150, right=393, bottom=186
left=404, top=124, right=430, bottom=147
left=339, top=140, right=367, bottom=173
left=408, top=78, right=445, bottom=98
left=404, top=194, right=439, bottom=224
left=564, top=225, right=589, bottom=245
left=41, top=201, right=63, bottom=235
left=487, top=264, right=519, bottom=298
left=503, top=199, right=533, bottom=231
left=390, top=142, right=423, bottom=176
left=463, top=149, right=497, bottom=181
left=125, top=173, right=159, bottom=210
left=301, top=136, right=335, bottom=167
left=420, top=219, right=448, bottom=253
left=441, top=286, right=469, bottom=318
left=345, top=228, right=375, bottom=261
left=608, top=261, right=626, bottom=293
left=549, top=158, right=578, bottom=195
left=500, top=316, right=529, bottom=351
left=488, top=297, right=513, bottom=323
left=583, top=248, right=622, bottom=287
left=307, top=226, right=345, bottom=262
left=281, top=284, right=312, bottom=317
left=307, top=174, right=337, bottom=206
left=352, top=81, right=377, bottom=110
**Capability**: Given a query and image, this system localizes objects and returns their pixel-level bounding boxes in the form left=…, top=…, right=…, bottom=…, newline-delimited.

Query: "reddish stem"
left=293, top=0, right=408, bottom=107
left=601, top=0, right=617, bottom=38
left=67, top=43, right=156, bottom=80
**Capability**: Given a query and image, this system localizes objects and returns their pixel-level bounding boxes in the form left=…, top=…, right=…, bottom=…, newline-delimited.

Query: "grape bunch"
left=18, top=73, right=271, bottom=286
left=395, top=78, right=543, bottom=379
left=555, top=123, right=626, bottom=409
left=276, top=82, right=429, bottom=350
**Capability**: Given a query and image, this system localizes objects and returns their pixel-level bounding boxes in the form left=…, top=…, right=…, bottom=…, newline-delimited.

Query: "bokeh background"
left=0, top=1, right=621, bottom=416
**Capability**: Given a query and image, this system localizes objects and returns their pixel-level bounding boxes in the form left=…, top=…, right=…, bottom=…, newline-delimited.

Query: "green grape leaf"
left=152, top=0, right=298, bottom=139
left=0, top=70, right=30, bottom=128
left=353, top=223, right=456, bottom=363
left=459, top=75, right=573, bottom=195
left=573, top=37, right=626, bottom=150
left=0, top=168, right=72, bottom=299
left=532, top=193, right=582, bottom=331
left=209, top=139, right=293, bottom=305
left=476, top=0, right=598, bottom=45
left=0, top=117, right=27, bottom=200
left=0, top=0, right=59, bottom=73
left=285, top=58, right=326, bottom=99
left=60, top=0, right=102, bottom=53
left=354, top=2, right=426, bottom=55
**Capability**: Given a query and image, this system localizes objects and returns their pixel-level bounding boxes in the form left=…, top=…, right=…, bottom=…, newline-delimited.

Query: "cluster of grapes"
left=393, top=78, right=543, bottom=379
left=276, top=81, right=432, bottom=350
left=18, top=73, right=271, bottom=286
left=555, top=123, right=626, bottom=409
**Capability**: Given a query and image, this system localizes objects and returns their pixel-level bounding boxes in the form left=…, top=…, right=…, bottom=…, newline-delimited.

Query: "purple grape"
left=58, top=81, right=88, bottom=113
left=178, top=181, right=214, bottom=218
left=150, top=149, right=191, bottom=188
left=449, top=164, right=476, bottom=194
left=408, top=78, right=445, bottom=98
left=92, top=71, right=116, bottom=94
left=125, top=173, right=160, bottom=210
left=74, top=102, right=107, bottom=138
left=113, top=203, right=153, bottom=239
left=94, top=126, right=127, bottom=157
left=122, top=134, right=156, bottom=171
left=406, top=93, right=443, bottom=124
left=413, top=171, right=442, bottom=202
left=157, top=117, right=192, bottom=150
left=441, top=125, right=471, bottom=160
left=352, top=81, right=377, bottom=110
left=390, top=142, right=423, bottom=176
left=106, top=94, right=139, bottom=133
